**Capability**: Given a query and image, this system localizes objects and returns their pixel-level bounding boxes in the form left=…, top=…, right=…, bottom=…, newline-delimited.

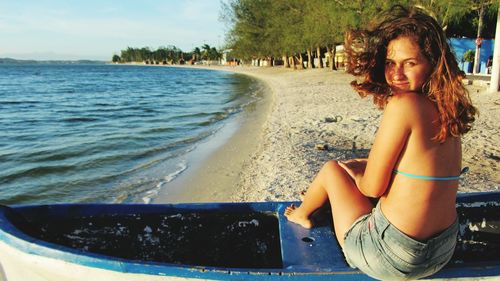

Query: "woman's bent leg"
left=285, top=160, right=374, bottom=247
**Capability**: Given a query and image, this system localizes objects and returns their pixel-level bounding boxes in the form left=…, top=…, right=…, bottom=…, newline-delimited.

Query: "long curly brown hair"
left=345, top=5, right=476, bottom=143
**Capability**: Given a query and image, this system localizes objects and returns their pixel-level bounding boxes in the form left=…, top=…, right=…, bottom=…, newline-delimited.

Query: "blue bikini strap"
left=393, top=167, right=469, bottom=181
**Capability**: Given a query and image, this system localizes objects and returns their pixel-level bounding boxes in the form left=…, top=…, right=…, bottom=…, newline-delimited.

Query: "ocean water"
left=0, top=64, right=261, bottom=205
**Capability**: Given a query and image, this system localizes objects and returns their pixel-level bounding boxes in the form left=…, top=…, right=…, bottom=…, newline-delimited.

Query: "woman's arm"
left=354, top=94, right=415, bottom=197
left=338, top=158, right=367, bottom=187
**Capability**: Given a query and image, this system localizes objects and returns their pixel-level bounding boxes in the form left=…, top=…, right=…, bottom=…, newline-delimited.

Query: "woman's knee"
left=318, top=160, right=344, bottom=180
left=320, top=160, right=357, bottom=187
left=322, top=160, right=343, bottom=174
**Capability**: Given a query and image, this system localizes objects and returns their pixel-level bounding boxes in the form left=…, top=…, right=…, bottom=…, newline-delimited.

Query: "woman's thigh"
left=319, top=160, right=374, bottom=247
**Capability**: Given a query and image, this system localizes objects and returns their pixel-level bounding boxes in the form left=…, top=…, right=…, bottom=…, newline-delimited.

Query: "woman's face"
left=384, top=36, right=432, bottom=94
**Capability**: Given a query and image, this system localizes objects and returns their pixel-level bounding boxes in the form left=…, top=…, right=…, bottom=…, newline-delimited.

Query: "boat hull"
left=0, top=241, right=198, bottom=281
left=0, top=192, right=499, bottom=280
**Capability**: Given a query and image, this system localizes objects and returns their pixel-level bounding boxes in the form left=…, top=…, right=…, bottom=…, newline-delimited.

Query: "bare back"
left=380, top=93, right=461, bottom=241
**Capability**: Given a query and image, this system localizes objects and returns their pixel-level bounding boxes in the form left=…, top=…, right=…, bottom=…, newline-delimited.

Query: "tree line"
left=112, top=44, right=222, bottom=64
left=220, top=0, right=498, bottom=69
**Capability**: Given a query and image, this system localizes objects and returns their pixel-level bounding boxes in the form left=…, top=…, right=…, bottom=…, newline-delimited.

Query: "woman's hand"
left=338, top=158, right=367, bottom=187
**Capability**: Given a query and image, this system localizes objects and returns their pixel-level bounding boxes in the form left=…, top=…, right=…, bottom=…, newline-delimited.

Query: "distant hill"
left=0, top=58, right=106, bottom=65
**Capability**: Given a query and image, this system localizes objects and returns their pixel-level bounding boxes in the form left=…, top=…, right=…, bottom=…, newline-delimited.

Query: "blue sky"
left=0, top=0, right=226, bottom=60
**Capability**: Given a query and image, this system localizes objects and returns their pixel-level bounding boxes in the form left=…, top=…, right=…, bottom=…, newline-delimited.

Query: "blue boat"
left=0, top=191, right=499, bottom=280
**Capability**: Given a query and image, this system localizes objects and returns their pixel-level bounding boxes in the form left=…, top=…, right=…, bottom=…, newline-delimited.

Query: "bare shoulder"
left=386, top=93, right=440, bottom=139
left=387, top=92, right=425, bottom=107
left=386, top=92, right=435, bottom=118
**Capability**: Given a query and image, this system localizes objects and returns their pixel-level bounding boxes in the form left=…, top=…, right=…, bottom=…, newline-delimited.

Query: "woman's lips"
left=391, top=81, right=409, bottom=86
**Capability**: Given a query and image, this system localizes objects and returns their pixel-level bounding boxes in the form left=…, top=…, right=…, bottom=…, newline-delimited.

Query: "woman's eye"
left=405, top=61, right=416, bottom=67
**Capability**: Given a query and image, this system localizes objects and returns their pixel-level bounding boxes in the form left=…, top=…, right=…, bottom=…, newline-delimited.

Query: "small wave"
left=0, top=100, right=41, bottom=105
left=63, top=117, right=100, bottom=123
left=142, top=108, right=158, bottom=114
left=168, top=112, right=213, bottom=121
left=141, top=161, right=188, bottom=204
left=139, top=127, right=174, bottom=135
left=162, top=162, right=188, bottom=183
left=107, top=112, right=158, bottom=119
left=20, top=147, right=83, bottom=162
left=192, top=112, right=229, bottom=127
left=0, top=164, right=73, bottom=185
left=93, top=102, right=114, bottom=107
left=56, top=88, right=76, bottom=94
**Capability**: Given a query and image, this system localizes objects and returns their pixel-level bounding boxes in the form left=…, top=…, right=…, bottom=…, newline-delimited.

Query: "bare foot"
left=284, top=204, right=313, bottom=229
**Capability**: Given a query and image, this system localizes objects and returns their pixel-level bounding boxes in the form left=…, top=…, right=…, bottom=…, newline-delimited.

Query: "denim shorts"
left=343, top=202, right=458, bottom=280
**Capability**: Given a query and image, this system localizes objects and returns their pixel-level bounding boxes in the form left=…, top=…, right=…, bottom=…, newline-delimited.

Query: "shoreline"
left=154, top=65, right=498, bottom=204
left=153, top=67, right=272, bottom=203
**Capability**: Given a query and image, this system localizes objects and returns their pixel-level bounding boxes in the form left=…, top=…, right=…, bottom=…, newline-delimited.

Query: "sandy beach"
left=157, top=65, right=499, bottom=203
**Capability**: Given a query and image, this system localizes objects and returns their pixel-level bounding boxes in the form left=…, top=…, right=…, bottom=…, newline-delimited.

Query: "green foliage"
left=201, top=44, right=222, bottom=60
left=446, top=1, right=498, bottom=38
left=113, top=45, right=221, bottom=63
left=221, top=0, right=274, bottom=59
left=220, top=0, right=498, bottom=65
left=463, top=49, right=475, bottom=62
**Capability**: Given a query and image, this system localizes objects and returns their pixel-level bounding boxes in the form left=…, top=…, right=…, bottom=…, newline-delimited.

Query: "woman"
left=285, top=5, right=476, bottom=280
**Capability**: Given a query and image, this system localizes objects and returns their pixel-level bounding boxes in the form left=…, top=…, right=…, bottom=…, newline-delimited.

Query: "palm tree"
left=209, top=47, right=222, bottom=60
left=192, top=47, right=201, bottom=61
left=201, top=44, right=211, bottom=60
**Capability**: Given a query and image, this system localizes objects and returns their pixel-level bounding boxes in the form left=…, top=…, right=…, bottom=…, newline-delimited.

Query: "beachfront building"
left=450, top=38, right=495, bottom=74
left=251, top=59, right=271, bottom=67
left=323, top=45, right=345, bottom=70
left=221, top=49, right=240, bottom=66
